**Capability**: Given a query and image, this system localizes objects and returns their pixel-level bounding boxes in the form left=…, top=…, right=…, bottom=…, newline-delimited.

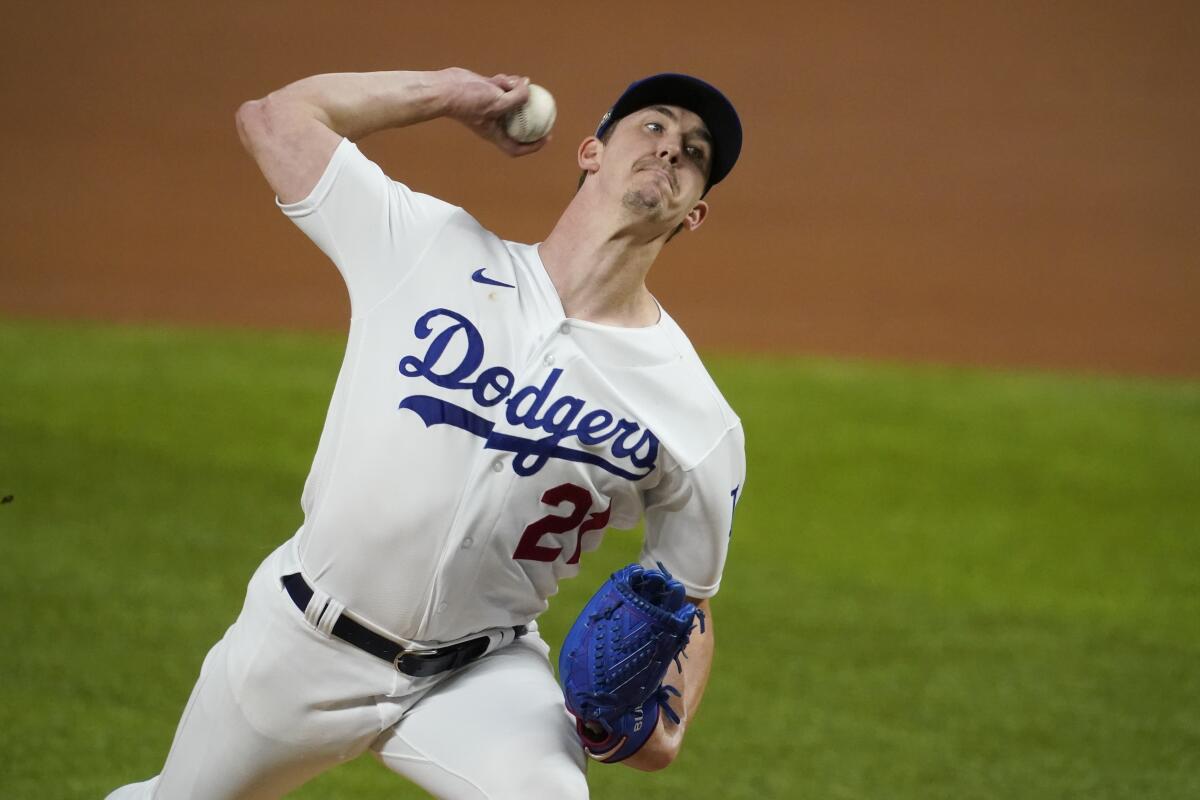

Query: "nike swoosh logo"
left=471, top=268, right=515, bottom=289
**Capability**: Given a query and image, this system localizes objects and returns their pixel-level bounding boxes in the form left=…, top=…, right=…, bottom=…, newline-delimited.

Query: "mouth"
left=636, top=162, right=677, bottom=193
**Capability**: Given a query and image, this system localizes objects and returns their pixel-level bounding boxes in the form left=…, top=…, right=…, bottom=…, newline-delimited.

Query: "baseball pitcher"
left=107, top=67, right=745, bottom=799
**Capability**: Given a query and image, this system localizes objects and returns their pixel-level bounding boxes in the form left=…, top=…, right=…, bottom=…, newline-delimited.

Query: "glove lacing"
left=577, top=598, right=706, bottom=729
left=577, top=684, right=684, bottom=732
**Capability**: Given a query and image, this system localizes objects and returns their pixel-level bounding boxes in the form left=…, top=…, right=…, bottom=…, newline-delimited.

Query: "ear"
left=577, top=136, right=603, bottom=175
left=682, top=200, right=709, bottom=232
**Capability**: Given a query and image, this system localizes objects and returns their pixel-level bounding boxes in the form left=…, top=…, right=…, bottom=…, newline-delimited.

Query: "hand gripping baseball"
left=441, top=69, right=549, bottom=157
left=558, top=563, right=704, bottom=763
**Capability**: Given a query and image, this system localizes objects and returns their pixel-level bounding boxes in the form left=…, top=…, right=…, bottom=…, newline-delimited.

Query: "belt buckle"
left=393, top=647, right=440, bottom=672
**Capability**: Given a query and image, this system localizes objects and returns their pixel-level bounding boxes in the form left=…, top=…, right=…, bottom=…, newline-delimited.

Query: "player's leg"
left=106, top=545, right=413, bottom=799
left=107, top=633, right=367, bottom=799
left=372, top=627, right=589, bottom=800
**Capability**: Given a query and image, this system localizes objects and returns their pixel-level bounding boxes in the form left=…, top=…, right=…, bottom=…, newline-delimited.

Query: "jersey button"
left=543, top=354, right=555, bottom=366
left=491, top=459, right=504, bottom=473
left=462, top=537, right=474, bottom=549
left=437, top=602, right=448, bottom=614
left=559, top=323, right=570, bottom=335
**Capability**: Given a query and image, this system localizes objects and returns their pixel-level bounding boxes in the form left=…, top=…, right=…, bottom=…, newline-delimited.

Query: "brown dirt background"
left=2, top=2, right=1197, bottom=376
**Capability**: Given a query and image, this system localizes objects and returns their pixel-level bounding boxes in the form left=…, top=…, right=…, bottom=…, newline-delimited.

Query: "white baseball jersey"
left=278, top=138, right=745, bottom=645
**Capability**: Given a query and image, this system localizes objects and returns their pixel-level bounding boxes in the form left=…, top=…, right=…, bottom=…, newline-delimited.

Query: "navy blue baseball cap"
left=595, top=73, right=743, bottom=190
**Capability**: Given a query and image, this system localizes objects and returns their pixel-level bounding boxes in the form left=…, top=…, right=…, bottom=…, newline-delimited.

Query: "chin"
left=621, top=187, right=665, bottom=214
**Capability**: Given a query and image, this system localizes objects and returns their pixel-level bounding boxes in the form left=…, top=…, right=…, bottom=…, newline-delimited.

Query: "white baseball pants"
left=106, top=542, right=588, bottom=799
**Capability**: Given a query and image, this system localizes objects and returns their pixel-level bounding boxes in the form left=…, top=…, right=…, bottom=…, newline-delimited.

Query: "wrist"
left=431, top=67, right=477, bottom=121
left=378, top=69, right=457, bottom=124
left=623, top=715, right=685, bottom=772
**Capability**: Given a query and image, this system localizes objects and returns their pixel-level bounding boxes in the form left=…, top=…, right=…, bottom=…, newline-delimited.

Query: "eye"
left=645, top=121, right=664, bottom=133
left=686, top=145, right=709, bottom=164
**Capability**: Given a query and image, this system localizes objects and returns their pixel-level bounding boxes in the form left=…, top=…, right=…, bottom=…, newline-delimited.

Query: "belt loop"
left=491, top=627, right=515, bottom=652
left=304, top=586, right=332, bottom=631
left=316, top=597, right=344, bottom=636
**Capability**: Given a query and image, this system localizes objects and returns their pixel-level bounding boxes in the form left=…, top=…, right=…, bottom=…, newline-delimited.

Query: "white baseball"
left=504, top=83, right=556, bottom=143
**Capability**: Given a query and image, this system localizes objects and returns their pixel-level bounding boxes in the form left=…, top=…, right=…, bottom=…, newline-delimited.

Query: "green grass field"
left=2, top=317, right=1198, bottom=799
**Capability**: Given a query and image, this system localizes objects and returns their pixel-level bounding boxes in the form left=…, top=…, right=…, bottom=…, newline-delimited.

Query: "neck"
left=538, top=188, right=669, bottom=327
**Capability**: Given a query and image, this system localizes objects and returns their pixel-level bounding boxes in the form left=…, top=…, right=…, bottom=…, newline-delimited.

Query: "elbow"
left=235, top=91, right=322, bottom=155
left=234, top=98, right=267, bottom=152
left=235, top=92, right=293, bottom=151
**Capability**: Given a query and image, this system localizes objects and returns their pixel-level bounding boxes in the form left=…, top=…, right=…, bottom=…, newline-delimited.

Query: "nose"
left=657, top=137, right=681, bottom=164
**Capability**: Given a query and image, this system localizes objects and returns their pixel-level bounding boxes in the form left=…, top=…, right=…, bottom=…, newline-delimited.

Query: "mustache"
left=634, top=158, right=677, bottom=191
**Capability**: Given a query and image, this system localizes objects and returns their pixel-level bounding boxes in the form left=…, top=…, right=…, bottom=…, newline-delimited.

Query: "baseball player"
left=108, top=67, right=745, bottom=799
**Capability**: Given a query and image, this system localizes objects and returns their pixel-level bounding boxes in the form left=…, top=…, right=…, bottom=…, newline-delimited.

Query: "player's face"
left=600, top=105, right=712, bottom=227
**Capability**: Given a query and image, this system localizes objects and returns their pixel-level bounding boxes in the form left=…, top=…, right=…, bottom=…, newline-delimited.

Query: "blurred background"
left=2, top=3, right=1198, bottom=799
left=2, top=0, right=1196, bottom=375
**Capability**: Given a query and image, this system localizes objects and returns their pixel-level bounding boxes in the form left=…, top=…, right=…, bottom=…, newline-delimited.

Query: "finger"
left=503, top=135, right=548, bottom=158
left=493, top=78, right=531, bottom=114
left=490, top=73, right=524, bottom=90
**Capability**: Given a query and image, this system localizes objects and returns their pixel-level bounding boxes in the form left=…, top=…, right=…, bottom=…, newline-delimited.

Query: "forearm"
left=258, top=69, right=454, bottom=142
left=236, top=70, right=449, bottom=203
left=236, top=67, right=537, bottom=203
left=624, top=598, right=715, bottom=771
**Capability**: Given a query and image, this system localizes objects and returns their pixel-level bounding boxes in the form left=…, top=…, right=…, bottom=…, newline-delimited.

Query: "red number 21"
left=512, top=483, right=611, bottom=565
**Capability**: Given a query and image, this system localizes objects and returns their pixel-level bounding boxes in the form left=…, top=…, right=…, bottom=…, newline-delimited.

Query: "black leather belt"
left=281, top=573, right=526, bottom=678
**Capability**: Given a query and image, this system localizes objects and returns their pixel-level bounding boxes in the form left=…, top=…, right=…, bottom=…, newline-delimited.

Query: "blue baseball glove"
left=558, top=563, right=704, bottom=763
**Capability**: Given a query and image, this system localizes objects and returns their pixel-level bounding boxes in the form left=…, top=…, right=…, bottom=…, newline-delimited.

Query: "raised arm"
left=234, top=68, right=546, bottom=203
left=624, top=597, right=716, bottom=771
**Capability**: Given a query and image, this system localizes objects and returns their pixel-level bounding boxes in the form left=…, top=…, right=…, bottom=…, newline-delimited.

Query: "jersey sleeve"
left=276, top=138, right=459, bottom=316
left=639, top=423, right=746, bottom=599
